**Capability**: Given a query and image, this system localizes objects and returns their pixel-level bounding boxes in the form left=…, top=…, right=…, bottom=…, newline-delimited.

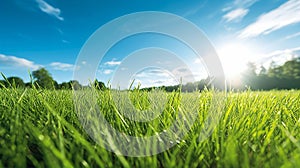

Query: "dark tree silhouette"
left=25, top=82, right=33, bottom=88
left=58, top=80, right=82, bottom=90
left=69, top=80, right=82, bottom=90
left=240, top=58, right=300, bottom=90
left=7, top=77, right=25, bottom=88
left=32, top=68, right=56, bottom=89
left=93, top=79, right=106, bottom=90
left=59, top=82, right=71, bottom=89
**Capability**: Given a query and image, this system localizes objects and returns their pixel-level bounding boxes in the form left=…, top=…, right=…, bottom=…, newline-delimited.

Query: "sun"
left=218, top=43, right=256, bottom=79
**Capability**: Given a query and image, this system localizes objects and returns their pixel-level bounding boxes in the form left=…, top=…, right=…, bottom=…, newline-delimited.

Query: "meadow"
left=0, top=86, right=299, bottom=167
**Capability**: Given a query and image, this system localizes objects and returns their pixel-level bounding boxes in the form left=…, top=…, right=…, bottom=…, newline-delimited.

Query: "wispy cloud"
left=35, top=0, right=64, bottom=21
left=285, top=31, right=300, bottom=40
left=103, top=69, right=113, bottom=75
left=0, top=54, right=40, bottom=70
left=233, top=0, right=259, bottom=8
left=128, top=68, right=180, bottom=88
left=258, top=46, right=300, bottom=67
left=62, top=39, right=70, bottom=44
left=222, top=0, right=258, bottom=22
left=50, top=62, right=75, bottom=71
left=194, top=58, right=201, bottom=64
left=239, top=0, right=300, bottom=38
left=104, top=60, right=121, bottom=66
left=135, top=69, right=170, bottom=78
left=223, top=8, right=249, bottom=22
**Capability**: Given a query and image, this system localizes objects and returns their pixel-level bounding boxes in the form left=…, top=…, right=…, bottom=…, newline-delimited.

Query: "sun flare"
left=218, top=43, right=256, bottom=79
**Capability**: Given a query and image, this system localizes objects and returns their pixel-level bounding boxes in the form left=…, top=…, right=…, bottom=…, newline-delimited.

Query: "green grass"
left=0, top=86, right=299, bottom=167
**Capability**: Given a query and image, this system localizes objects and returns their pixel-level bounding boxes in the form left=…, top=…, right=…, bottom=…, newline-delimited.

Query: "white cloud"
left=194, top=58, right=201, bottom=64
left=104, top=60, right=121, bottom=66
left=222, top=0, right=258, bottom=22
left=50, top=62, right=74, bottom=71
left=285, top=31, right=300, bottom=40
left=128, top=68, right=180, bottom=88
left=239, top=0, right=300, bottom=38
left=103, top=69, right=113, bottom=75
left=0, top=54, right=40, bottom=70
left=135, top=69, right=170, bottom=78
left=258, top=46, right=300, bottom=67
left=222, top=6, right=232, bottom=12
left=62, top=39, right=70, bottom=43
left=223, top=0, right=258, bottom=12
left=223, top=8, right=249, bottom=22
left=121, top=67, right=128, bottom=71
left=36, top=0, right=64, bottom=21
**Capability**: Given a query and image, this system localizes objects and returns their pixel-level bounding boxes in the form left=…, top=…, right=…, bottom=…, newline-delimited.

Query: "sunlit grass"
left=0, top=85, right=299, bottom=167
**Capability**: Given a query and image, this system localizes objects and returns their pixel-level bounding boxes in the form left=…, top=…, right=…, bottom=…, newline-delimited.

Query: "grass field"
left=0, top=87, right=299, bottom=167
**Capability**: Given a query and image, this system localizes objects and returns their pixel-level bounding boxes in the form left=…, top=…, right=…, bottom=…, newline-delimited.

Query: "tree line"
left=240, top=57, right=300, bottom=90
left=142, top=57, right=300, bottom=91
left=1, top=57, right=299, bottom=91
left=0, top=68, right=106, bottom=90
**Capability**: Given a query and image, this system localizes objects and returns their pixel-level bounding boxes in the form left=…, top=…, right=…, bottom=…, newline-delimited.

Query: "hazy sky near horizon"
left=1, top=0, right=300, bottom=87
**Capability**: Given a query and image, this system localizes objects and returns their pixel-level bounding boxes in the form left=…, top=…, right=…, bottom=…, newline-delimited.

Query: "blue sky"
left=1, top=0, right=300, bottom=87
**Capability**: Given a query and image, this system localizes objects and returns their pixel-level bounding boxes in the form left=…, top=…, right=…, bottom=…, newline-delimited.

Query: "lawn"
left=0, top=87, right=299, bottom=167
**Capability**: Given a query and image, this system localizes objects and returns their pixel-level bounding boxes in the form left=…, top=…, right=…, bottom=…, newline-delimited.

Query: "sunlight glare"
left=218, top=43, right=255, bottom=79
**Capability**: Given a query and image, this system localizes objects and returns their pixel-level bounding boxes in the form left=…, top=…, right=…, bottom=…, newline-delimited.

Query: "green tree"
left=25, top=82, right=33, bottom=88
left=7, top=77, right=25, bottom=88
left=32, top=68, right=56, bottom=89
left=259, top=66, right=267, bottom=75
left=93, top=79, right=106, bottom=90
left=267, top=61, right=283, bottom=78
left=59, top=82, right=71, bottom=89
left=59, top=80, right=82, bottom=90
left=280, top=59, right=300, bottom=79
left=69, top=80, right=82, bottom=90
left=239, top=58, right=300, bottom=90
left=182, top=82, right=197, bottom=92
